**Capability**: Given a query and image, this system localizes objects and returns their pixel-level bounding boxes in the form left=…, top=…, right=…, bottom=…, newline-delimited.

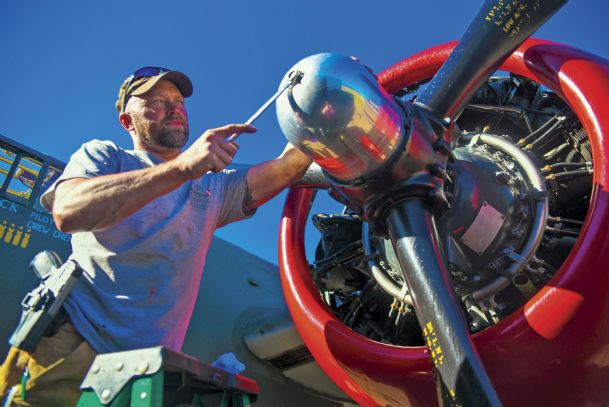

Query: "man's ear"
left=119, top=112, right=134, bottom=131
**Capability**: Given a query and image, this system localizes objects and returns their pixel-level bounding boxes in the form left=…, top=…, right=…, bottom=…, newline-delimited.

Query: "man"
left=0, top=67, right=312, bottom=406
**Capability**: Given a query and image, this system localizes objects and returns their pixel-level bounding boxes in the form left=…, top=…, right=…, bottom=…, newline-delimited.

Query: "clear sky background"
left=1, top=1, right=607, bottom=264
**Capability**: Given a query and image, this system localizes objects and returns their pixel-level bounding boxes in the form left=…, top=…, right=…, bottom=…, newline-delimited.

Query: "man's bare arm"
left=53, top=163, right=187, bottom=233
left=53, top=124, right=255, bottom=233
left=244, top=143, right=312, bottom=211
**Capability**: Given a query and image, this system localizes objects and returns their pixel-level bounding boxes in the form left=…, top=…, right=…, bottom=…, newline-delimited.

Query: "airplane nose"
left=276, top=53, right=406, bottom=183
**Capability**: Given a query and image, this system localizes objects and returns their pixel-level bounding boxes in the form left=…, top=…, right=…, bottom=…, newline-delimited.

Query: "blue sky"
left=1, top=0, right=608, bottom=264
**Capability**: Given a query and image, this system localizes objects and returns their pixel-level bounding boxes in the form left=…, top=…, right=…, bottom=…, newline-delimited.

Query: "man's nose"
left=167, top=101, right=186, bottom=116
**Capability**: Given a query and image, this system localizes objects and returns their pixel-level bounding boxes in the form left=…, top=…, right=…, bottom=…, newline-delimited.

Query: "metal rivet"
left=140, top=392, right=147, bottom=399
left=92, top=365, right=100, bottom=374
left=115, top=361, right=124, bottom=371
left=101, top=389, right=111, bottom=402
left=136, top=361, right=149, bottom=374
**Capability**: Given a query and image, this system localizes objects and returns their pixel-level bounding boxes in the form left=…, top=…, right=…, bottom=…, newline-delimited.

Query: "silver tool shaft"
left=227, top=71, right=303, bottom=142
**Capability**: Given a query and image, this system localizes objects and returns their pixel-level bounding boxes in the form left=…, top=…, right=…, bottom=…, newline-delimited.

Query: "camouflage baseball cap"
left=116, top=67, right=193, bottom=113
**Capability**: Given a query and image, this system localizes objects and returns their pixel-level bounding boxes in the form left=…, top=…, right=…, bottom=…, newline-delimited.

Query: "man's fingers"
left=215, top=124, right=257, bottom=137
left=212, top=144, right=234, bottom=167
left=209, top=156, right=226, bottom=173
left=208, top=135, right=238, bottom=157
left=185, top=124, right=253, bottom=175
left=215, top=138, right=238, bottom=155
left=207, top=152, right=232, bottom=173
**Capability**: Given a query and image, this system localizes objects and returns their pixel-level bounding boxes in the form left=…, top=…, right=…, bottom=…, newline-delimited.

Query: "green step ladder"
left=76, top=347, right=259, bottom=407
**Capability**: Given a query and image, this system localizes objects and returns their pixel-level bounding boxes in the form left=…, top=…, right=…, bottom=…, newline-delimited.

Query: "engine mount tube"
left=362, top=222, right=413, bottom=305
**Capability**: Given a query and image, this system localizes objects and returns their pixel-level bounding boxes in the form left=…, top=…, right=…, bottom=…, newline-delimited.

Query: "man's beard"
left=154, top=127, right=189, bottom=149
left=132, top=115, right=190, bottom=150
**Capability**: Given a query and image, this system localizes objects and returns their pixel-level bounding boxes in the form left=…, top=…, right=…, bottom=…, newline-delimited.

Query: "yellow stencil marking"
left=484, top=0, right=542, bottom=38
left=422, top=321, right=444, bottom=368
left=0, top=220, right=32, bottom=249
left=423, top=321, right=461, bottom=404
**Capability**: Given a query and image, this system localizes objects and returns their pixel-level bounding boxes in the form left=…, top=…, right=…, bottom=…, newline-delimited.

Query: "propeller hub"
left=276, top=53, right=406, bottom=182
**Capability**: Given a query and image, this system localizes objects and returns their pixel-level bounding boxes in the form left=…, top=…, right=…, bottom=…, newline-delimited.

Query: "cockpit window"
left=0, top=148, right=17, bottom=188
left=7, top=156, right=42, bottom=205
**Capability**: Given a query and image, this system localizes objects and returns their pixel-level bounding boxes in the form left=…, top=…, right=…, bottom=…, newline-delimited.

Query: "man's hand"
left=175, top=124, right=256, bottom=179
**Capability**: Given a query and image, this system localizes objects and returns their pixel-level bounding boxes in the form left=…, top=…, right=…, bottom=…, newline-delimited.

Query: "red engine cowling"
left=279, top=39, right=609, bottom=407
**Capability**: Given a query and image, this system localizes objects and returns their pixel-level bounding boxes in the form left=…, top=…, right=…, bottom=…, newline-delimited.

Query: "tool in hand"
left=227, top=70, right=304, bottom=142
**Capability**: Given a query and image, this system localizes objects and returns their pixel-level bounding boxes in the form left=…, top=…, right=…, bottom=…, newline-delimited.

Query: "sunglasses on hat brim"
left=120, top=66, right=171, bottom=113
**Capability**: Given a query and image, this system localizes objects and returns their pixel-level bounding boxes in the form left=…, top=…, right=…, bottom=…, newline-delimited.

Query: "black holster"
left=9, top=260, right=83, bottom=352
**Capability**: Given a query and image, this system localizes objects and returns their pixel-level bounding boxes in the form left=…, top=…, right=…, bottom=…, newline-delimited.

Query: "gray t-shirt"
left=41, top=139, right=254, bottom=353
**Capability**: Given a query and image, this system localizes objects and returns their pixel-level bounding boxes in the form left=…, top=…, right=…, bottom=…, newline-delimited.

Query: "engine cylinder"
left=276, top=53, right=405, bottom=182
